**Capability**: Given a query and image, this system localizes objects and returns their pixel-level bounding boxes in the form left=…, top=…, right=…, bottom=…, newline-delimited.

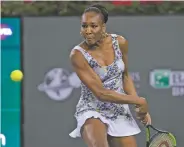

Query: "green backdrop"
left=1, top=18, right=21, bottom=147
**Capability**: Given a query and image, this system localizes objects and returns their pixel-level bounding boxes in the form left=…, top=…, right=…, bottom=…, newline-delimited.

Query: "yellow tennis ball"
left=10, top=70, right=23, bottom=82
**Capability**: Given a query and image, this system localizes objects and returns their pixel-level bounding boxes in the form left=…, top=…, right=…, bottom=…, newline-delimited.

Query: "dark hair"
left=83, top=4, right=108, bottom=23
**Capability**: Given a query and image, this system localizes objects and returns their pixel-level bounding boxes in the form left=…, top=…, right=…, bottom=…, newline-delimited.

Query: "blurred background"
left=1, top=1, right=184, bottom=147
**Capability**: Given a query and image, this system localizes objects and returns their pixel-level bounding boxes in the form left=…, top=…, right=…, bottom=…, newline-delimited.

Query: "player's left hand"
left=135, top=104, right=151, bottom=125
left=138, top=113, right=152, bottom=125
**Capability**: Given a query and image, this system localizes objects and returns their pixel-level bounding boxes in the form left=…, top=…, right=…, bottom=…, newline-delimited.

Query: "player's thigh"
left=81, top=118, right=109, bottom=147
left=108, top=135, right=137, bottom=147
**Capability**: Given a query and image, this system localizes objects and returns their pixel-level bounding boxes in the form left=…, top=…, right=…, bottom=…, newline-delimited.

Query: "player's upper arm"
left=117, top=35, right=129, bottom=77
left=70, top=49, right=104, bottom=98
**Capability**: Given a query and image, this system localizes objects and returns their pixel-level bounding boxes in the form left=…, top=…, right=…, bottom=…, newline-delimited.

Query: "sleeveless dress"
left=69, top=34, right=141, bottom=138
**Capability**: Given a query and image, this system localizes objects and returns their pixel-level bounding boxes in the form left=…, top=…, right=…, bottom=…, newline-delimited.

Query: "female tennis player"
left=69, top=4, right=151, bottom=147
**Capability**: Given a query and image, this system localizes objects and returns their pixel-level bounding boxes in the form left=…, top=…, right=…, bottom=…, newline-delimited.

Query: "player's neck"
left=85, top=33, right=109, bottom=50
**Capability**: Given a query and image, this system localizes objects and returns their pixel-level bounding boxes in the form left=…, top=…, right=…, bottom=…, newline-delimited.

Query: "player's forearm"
left=123, top=73, right=138, bottom=96
left=97, top=88, right=142, bottom=105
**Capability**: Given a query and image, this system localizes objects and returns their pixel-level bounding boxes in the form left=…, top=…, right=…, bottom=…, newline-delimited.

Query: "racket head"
left=146, top=125, right=177, bottom=147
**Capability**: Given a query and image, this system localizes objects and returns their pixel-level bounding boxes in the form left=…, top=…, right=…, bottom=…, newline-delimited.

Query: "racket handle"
left=146, top=142, right=149, bottom=147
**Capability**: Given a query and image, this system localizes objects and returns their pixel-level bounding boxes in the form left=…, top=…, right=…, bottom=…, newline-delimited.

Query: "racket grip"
left=146, top=142, right=149, bottom=147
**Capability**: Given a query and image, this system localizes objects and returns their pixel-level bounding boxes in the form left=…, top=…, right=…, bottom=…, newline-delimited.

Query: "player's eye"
left=91, top=25, right=97, bottom=28
left=82, top=25, right=87, bottom=28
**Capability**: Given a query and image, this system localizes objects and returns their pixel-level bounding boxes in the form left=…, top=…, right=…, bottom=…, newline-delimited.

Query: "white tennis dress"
left=69, top=34, right=141, bottom=138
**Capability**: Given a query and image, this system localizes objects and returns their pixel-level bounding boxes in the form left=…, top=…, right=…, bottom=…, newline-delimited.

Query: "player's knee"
left=90, top=139, right=108, bottom=147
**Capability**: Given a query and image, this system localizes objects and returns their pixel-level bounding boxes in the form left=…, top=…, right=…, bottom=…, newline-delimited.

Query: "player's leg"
left=81, top=118, right=109, bottom=147
left=108, top=135, right=137, bottom=147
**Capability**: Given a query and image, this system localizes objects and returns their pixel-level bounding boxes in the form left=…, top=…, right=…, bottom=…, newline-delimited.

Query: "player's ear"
left=102, top=23, right=106, bottom=33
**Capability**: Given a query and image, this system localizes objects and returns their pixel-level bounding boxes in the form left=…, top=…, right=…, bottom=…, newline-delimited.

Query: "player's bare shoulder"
left=70, top=43, right=82, bottom=58
left=117, top=35, right=128, bottom=54
left=117, top=35, right=127, bottom=46
left=70, top=44, right=85, bottom=68
left=70, top=42, right=85, bottom=58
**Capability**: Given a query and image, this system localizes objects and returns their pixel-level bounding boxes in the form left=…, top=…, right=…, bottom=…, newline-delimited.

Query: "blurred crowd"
left=1, top=1, right=184, bottom=16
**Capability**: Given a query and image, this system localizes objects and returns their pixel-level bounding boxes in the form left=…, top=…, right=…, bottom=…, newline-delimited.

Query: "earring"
left=102, top=32, right=108, bottom=38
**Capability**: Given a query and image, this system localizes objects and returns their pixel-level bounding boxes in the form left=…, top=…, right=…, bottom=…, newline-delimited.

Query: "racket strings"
left=149, top=133, right=174, bottom=147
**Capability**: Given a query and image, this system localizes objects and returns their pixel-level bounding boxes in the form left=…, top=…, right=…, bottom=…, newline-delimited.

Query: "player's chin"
left=85, top=39, right=96, bottom=45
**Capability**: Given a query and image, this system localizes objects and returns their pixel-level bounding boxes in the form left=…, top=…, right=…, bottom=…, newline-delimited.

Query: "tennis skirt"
left=69, top=108, right=141, bottom=138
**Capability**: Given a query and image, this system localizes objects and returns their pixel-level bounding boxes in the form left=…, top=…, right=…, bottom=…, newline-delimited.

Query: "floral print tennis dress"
left=69, top=34, right=141, bottom=138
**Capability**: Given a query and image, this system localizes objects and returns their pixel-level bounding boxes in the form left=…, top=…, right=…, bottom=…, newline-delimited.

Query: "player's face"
left=81, top=12, right=105, bottom=45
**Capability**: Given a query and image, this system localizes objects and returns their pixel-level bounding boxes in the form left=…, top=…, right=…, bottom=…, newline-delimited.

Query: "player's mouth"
left=86, top=38, right=94, bottom=43
left=86, top=37, right=93, bottom=40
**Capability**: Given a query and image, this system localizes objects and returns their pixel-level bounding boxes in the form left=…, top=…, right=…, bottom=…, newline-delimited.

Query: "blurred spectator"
left=112, top=0, right=132, bottom=6
left=1, top=1, right=184, bottom=16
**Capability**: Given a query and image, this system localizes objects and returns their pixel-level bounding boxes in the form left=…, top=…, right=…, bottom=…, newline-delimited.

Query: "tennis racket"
left=146, top=124, right=176, bottom=147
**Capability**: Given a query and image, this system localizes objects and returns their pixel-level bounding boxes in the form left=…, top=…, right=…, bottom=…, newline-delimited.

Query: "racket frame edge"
left=146, top=125, right=177, bottom=147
